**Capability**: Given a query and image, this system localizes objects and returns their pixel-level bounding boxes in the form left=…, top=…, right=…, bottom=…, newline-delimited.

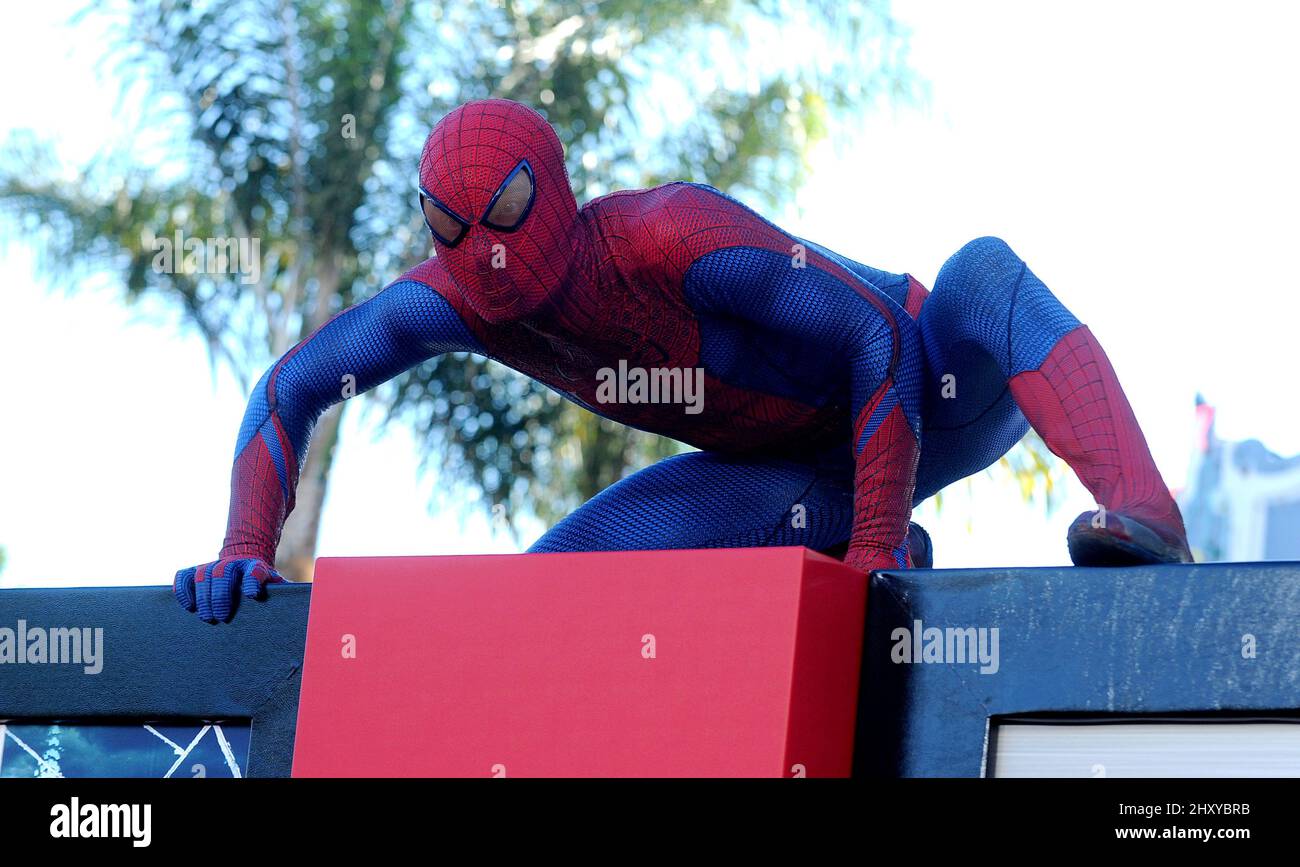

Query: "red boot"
left=1009, top=325, right=1193, bottom=565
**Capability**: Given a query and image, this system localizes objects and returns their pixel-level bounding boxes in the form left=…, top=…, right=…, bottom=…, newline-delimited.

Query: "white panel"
left=991, top=722, right=1300, bottom=777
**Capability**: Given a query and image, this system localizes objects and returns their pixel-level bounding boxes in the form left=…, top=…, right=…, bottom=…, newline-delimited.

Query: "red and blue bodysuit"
left=175, top=99, right=1191, bottom=622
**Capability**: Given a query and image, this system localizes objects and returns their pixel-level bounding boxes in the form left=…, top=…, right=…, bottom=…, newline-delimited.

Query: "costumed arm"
left=175, top=261, right=483, bottom=621
left=677, top=186, right=922, bottom=571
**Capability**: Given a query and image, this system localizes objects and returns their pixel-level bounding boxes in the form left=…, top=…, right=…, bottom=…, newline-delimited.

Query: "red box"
left=292, top=547, right=867, bottom=777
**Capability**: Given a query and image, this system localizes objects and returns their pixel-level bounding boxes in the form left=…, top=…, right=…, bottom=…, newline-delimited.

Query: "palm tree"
left=2, top=0, right=933, bottom=578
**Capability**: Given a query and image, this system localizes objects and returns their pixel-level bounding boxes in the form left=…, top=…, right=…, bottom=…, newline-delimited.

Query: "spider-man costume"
left=175, top=98, right=1191, bottom=622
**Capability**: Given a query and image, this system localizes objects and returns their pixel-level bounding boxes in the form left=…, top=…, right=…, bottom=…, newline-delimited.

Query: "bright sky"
left=2, top=0, right=1297, bottom=588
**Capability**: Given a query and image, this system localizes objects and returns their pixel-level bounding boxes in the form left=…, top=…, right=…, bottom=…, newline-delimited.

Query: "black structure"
left=855, top=562, right=1300, bottom=776
left=4, top=561, right=1298, bottom=777
left=0, top=584, right=310, bottom=777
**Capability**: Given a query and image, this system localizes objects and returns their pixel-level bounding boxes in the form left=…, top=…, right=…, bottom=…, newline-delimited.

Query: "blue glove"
left=173, top=557, right=284, bottom=623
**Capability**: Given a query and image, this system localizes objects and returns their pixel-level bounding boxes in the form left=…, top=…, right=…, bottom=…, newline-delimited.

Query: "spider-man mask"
left=418, top=99, right=581, bottom=323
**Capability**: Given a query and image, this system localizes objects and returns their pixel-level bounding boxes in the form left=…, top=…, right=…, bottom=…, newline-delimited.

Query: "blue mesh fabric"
left=682, top=246, right=923, bottom=438
left=529, top=448, right=854, bottom=553
left=921, top=237, right=1079, bottom=378
left=233, top=366, right=275, bottom=457
left=239, top=279, right=483, bottom=474
left=533, top=237, right=924, bottom=556
left=797, top=237, right=913, bottom=312
left=913, top=236, right=1078, bottom=500
left=681, top=183, right=911, bottom=310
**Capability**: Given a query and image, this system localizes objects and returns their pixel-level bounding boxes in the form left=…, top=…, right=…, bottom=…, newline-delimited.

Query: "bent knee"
left=935, top=236, right=1024, bottom=295
left=927, top=235, right=1080, bottom=376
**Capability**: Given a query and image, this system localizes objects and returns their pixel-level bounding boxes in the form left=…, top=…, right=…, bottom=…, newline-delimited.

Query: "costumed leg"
left=911, top=270, right=1032, bottom=503
left=528, top=449, right=854, bottom=555
left=917, top=236, right=1190, bottom=565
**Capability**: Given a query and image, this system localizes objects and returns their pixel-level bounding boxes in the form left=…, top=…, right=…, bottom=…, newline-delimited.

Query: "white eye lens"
left=485, top=167, right=533, bottom=229
left=422, top=195, right=466, bottom=246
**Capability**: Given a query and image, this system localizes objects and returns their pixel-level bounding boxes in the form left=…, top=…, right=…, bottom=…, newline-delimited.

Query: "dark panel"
left=854, top=562, right=1300, bottom=777
left=0, top=584, right=310, bottom=777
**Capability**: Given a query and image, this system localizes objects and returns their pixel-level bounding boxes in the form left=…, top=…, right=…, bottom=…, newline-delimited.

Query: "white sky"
left=1, top=0, right=1297, bottom=587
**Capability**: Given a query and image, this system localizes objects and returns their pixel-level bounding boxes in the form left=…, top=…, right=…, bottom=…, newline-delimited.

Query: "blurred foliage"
left=0, top=0, right=920, bottom=559
left=1000, top=430, right=1068, bottom=512
left=928, top=429, right=1070, bottom=532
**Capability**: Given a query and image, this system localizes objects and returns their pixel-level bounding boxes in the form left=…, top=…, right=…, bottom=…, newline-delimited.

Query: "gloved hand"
left=173, top=557, right=285, bottom=623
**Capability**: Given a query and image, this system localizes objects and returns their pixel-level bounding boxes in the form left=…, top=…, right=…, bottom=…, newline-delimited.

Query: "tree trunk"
left=273, top=231, right=345, bottom=582
left=275, top=391, right=346, bottom=582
